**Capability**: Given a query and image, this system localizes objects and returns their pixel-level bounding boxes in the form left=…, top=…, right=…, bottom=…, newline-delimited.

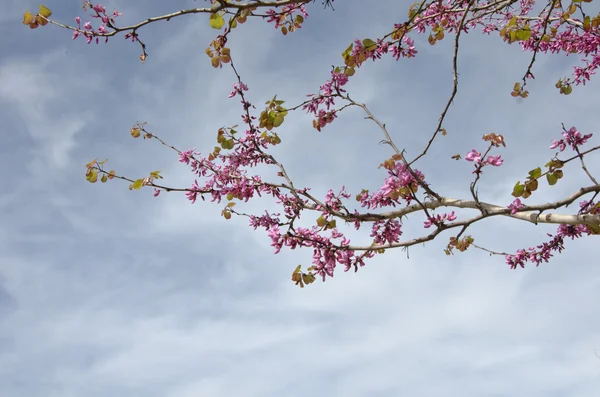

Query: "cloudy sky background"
left=1, top=0, right=600, bottom=396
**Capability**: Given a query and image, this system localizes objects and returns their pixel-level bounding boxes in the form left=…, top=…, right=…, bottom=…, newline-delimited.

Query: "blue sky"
left=1, top=1, right=600, bottom=396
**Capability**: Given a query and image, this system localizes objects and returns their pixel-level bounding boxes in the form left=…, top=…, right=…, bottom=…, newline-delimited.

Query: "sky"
left=1, top=1, right=600, bottom=396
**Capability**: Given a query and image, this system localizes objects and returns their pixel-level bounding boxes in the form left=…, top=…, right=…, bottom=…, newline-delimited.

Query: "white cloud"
left=0, top=51, right=98, bottom=173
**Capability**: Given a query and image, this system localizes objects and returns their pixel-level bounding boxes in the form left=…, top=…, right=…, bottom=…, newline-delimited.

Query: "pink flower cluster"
left=265, top=3, right=309, bottom=29
left=357, top=162, right=425, bottom=209
left=303, top=70, right=347, bottom=112
left=266, top=223, right=372, bottom=281
left=322, top=187, right=351, bottom=211
left=423, top=211, right=457, bottom=228
left=178, top=147, right=201, bottom=165
left=505, top=223, right=590, bottom=269
left=249, top=211, right=281, bottom=230
left=304, top=35, right=416, bottom=128
left=246, top=185, right=376, bottom=281
left=508, top=198, right=524, bottom=215
left=166, top=83, right=381, bottom=281
left=464, top=149, right=503, bottom=174
left=370, top=219, right=402, bottom=245
left=521, top=22, right=600, bottom=86
left=579, top=199, right=599, bottom=215
left=228, top=81, right=249, bottom=98
left=549, top=126, right=593, bottom=152
left=178, top=126, right=272, bottom=205
left=465, top=150, right=503, bottom=165
left=413, top=1, right=475, bottom=35
left=72, top=3, right=121, bottom=44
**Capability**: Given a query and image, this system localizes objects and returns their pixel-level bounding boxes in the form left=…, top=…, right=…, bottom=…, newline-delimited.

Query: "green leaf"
left=342, top=43, right=353, bottom=59
left=273, top=113, right=284, bottom=127
left=39, top=5, right=52, bottom=18
left=565, top=85, right=573, bottom=95
left=408, top=2, right=418, bottom=18
left=316, top=216, right=327, bottom=227
left=560, top=85, right=573, bottom=95
left=512, top=181, right=524, bottom=197
left=587, top=224, right=600, bottom=235
left=209, top=13, right=225, bottom=29
left=132, top=179, right=144, bottom=190
left=546, top=172, right=558, bottom=185
left=101, top=174, right=108, bottom=183
left=293, top=264, right=302, bottom=275
left=515, top=27, right=531, bottom=41
left=86, top=171, right=98, bottom=183
left=515, top=29, right=524, bottom=41
left=302, top=273, right=315, bottom=285
left=362, top=38, right=377, bottom=50
left=528, top=167, right=542, bottom=179
left=221, top=139, right=234, bottom=150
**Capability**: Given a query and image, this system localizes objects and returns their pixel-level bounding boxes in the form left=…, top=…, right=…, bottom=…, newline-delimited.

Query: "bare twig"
left=409, top=0, right=474, bottom=166
left=575, top=147, right=599, bottom=186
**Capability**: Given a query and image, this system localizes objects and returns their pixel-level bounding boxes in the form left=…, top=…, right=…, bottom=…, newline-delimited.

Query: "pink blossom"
left=549, top=139, right=566, bottom=152
left=267, top=225, right=283, bottom=254
left=506, top=223, right=590, bottom=269
left=424, top=212, right=457, bottom=228
left=486, top=155, right=503, bottom=166
left=465, top=150, right=482, bottom=163
left=550, top=126, right=592, bottom=152
left=228, top=81, right=249, bottom=98
left=370, top=219, right=402, bottom=245
left=92, top=4, right=106, bottom=14
left=185, top=180, right=200, bottom=204
left=508, top=198, right=524, bottom=215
